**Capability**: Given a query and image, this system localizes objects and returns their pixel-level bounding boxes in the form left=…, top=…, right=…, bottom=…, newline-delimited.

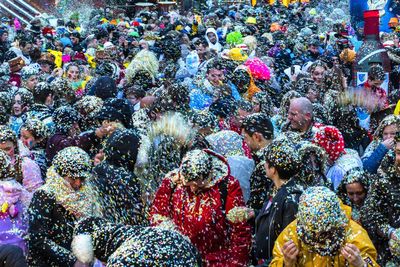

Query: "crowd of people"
left=0, top=0, right=400, bottom=266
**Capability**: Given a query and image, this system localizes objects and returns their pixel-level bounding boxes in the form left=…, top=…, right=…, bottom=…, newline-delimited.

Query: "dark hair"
left=241, top=113, right=274, bottom=140
left=125, top=86, right=146, bottom=99
left=237, top=100, right=253, bottom=112
left=368, top=65, right=385, bottom=81
left=206, top=58, right=225, bottom=73
left=33, top=82, right=53, bottom=104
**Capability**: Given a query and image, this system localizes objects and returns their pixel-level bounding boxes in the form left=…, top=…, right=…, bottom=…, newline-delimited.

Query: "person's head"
left=287, top=97, right=313, bottom=132
left=313, top=126, right=345, bottom=164
left=125, top=86, right=146, bottom=106
left=374, top=115, right=400, bottom=141
left=395, top=133, right=400, bottom=171
left=342, top=169, right=368, bottom=208
left=21, top=65, right=39, bottom=90
left=297, top=186, right=348, bottom=256
left=19, top=39, right=33, bottom=56
left=12, top=89, right=33, bottom=117
left=70, top=31, right=80, bottom=45
left=0, top=30, right=8, bottom=42
left=206, top=31, right=217, bottom=44
left=52, top=146, right=91, bottom=191
left=0, top=125, right=18, bottom=160
left=104, top=129, right=141, bottom=169
left=241, top=113, right=274, bottom=152
left=193, top=38, right=208, bottom=56
left=234, top=100, right=253, bottom=126
left=179, top=150, right=228, bottom=194
left=20, top=118, right=49, bottom=149
left=263, top=138, right=300, bottom=181
left=53, top=106, right=81, bottom=136
left=206, top=60, right=225, bottom=86
left=65, top=63, right=81, bottom=81
left=0, top=149, right=14, bottom=180
left=367, top=65, right=385, bottom=88
left=33, top=82, right=53, bottom=106
left=308, top=60, right=327, bottom=85
left=297, top=141, right=327, bottom=186
left=190, top=111, right=217, bottom=136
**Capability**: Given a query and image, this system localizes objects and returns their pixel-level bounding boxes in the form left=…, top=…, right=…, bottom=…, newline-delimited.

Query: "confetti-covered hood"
left=296, top=186, right=349, bottom=256
left=72, top=217, right=202, bottom=267
left=179, top=149, right=230, bottom=188
left=105, top=129, right=141, bottom=169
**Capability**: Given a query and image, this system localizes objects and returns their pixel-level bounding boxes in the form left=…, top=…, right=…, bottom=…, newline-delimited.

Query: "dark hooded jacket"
left=72, top=217, right=202, bottom=266
left=255, top=178, right=303, bottom=264
left=361, top=150, right=400, bottom=265
left=93, top=129, right=144, bottom=226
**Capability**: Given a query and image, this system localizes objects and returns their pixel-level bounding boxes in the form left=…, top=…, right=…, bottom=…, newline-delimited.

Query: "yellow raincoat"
left=270, top=206, right=379, bottom=266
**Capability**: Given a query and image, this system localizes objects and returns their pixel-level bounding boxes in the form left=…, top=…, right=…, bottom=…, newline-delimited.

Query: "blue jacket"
left=362, top=142, right=388, bottom=174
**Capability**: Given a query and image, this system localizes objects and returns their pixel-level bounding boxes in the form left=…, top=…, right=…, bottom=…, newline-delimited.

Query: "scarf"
left=41, top=166, right=102, bottom=219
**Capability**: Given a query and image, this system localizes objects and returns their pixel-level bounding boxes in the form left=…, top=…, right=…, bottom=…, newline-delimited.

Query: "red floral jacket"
left=150, top=154, right=251, bottom=267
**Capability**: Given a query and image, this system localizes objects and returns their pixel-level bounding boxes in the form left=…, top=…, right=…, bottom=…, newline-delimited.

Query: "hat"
left=206, top=130, right=244, bottom=157
left=228, top=48, right=248, bottom=61
left=52, top=147, right=92, bottom=180
left=105, top=129, right=141, bottom=168
left=226, top=31, right=243, bottom=46
left=74, top=96, right=104, bottom=120
left=297, top=186, right=348, bottom=256
left=339, top=48, right=356, bottom=64
left=246, top=17, right=256, bottom=24
left=0, top=125, right=17, bottom=146
left=244, top=57, right=271, bottom=80
left=313, top=126, right=345, bottom=162
left=270, top=22, right=281, bottom=32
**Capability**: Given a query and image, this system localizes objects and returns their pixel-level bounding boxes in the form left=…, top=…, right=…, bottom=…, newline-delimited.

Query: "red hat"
left=42, top=26, right=55, bottom=36
left=313, top=126, right=346, bottom=162
left=72, top=52, right=87, bottom=63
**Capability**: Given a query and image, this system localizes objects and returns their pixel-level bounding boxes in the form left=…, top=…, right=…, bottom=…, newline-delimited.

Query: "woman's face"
left=67, top=65, right=80, bottom=81
left=383, top=124, right=397, bottom=141
left=0, top=141, right=16, bottom=160
left=182, top=179, right=207, bottom=194
left=345, top=182, right=366, bottom=207
left=311, top=66, right=325, bottom=85
left=26, top=75, right=38, bottom=90
left=20, top=128, right=37, bottom=149
left=12, top=94, right=22, bottom=116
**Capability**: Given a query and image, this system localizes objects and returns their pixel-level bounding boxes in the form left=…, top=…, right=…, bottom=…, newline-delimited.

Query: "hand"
left=341, top=244, right=365, bottom=267
left=52, top=68, right=63, bottom=77
left=95, top=122, right=118, bottom=138
left=170, top=173, right=182, bottom=186
left=390, top=231, right=398, bottom=241
left=282, top=240, right=299, bottom=267
left=382, top=138, right=395, bottom=150
left=226, top=207, right=255, bottom=223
